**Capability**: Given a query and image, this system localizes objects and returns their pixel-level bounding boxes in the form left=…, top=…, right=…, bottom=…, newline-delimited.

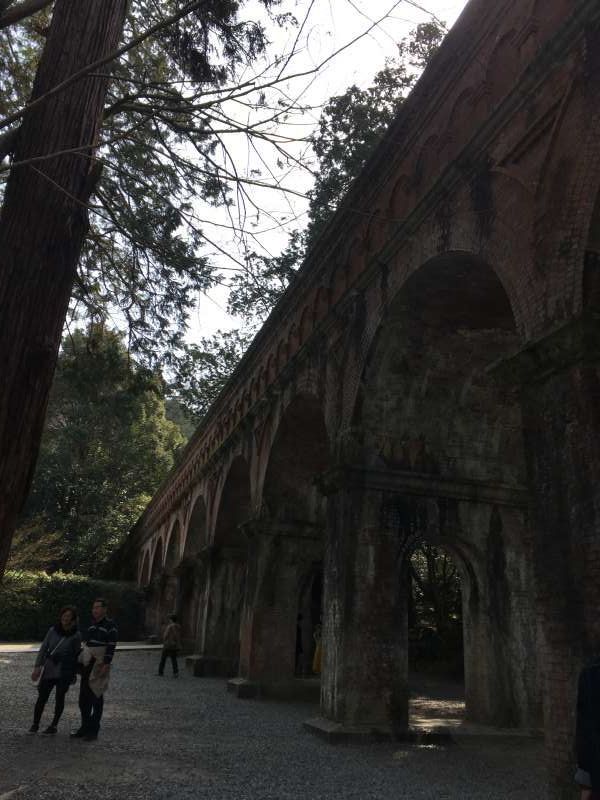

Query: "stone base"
left=227, top=678, right=261, bottom=698
left=185, top=655, right=234, bottom=678
left=227, top=677, right=321, bottom=702
left=303, top=717, right=452, bottom=745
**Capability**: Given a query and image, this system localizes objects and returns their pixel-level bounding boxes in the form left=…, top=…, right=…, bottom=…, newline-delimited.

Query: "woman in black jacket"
left=29, top=606, right=81, bottom=735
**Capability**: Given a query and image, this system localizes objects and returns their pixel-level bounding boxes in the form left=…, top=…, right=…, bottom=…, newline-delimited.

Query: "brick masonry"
left=114, top=2, right=600, bottom=796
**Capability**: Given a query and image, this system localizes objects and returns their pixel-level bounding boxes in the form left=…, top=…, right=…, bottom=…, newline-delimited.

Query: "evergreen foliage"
left=9, top=327, right=184, bottom=574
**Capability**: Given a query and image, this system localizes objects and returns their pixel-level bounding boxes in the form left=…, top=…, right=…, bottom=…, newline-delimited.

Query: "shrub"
left=0, top=570, right=144, bottom=641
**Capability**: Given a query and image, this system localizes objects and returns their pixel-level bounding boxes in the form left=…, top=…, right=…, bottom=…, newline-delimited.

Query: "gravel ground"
left=0, top=651, right=545, bottom=799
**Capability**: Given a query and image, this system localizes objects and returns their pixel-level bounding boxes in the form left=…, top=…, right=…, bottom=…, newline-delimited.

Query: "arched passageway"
left=158, top=521, right=181, bottom=629
left=320, top=253, right=541, bottom=733
left=139, top=550, right=150, bottom=588
left=145, top=539, right=164, bottom=635
left=203, top=457, right=251, bottom=675
left=407, top=542, right=465, bottom=730
left=234, top=394, right=330, bottom=697
left=177, top=495, right=208, bottom=648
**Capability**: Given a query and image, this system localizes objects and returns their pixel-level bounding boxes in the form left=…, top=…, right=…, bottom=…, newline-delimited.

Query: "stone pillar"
left=495, top=315, right=600, bottom=798
left=230, top=520, right=322, bottom=699
left=318, top=472, right=408, bottom=736
left=187, top=544, right=246, bottom=677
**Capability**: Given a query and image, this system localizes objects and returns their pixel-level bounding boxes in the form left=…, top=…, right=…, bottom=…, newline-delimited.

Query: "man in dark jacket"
left=71, top=598, right=118, bottom=742
left=576, top=657, right=600, bottom=799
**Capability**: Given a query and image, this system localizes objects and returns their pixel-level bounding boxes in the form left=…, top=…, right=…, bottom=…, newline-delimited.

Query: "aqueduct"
left=118, top=0, right=600, bottom=795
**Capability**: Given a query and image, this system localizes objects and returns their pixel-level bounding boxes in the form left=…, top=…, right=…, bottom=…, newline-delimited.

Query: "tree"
left=0, top=3, right=441, bottom=577
left=224, top=21, right=445, bottom=328
left=0, top=0, right=129, bottom=578
left=10, top=326, right=184, bottom=574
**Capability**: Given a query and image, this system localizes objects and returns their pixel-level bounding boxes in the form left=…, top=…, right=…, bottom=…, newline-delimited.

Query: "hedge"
left=0, top=570, right=145, bottom=641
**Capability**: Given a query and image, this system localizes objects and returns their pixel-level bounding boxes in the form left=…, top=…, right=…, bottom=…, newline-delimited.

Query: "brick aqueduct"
left=117, top=0, right=600, bottom=795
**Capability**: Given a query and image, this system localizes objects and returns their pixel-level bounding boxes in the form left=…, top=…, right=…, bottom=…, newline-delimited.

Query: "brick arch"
left=530, top=0, right=572, bottom=36
left=266, top=352, right=277, bottom=384
left=183, top=491, right=207, bottom=558
left=329, top=259, right=348, bottom=305
left=287, top=322, right=300, bottom=358
left=346, top=236, right=365, bottom=284
left=313, top=285, right=330, bottom=322
left=258, top=391, right=331, bottom=523
left=212, top=454, right=252, bottom=548
left=138, top=549, right=151, bottom=587
left=150, top=537, right=164, bottom=580
left=533, top=71, right=600, bottom=324
left=388, top=174, right=413, bottom=228
left=484, top=30, right=519, bottom=112
left=413, top=134, right=440, bottom=190
left=339, top=221, right=530, bottom=434
left=365, top=208, right=386, bottom=254
left=165, top=519, right=182, bottom=571
left=438, top=88, right=474, bottom=166
left=298, top=305, right=312, bottom=346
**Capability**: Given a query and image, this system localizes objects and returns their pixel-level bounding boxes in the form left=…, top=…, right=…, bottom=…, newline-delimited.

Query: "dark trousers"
left=79, top=676, right=104, bottom=735
left=34, top=679, right=69, bottom=726
left=159, top=648, right=178, bottom=675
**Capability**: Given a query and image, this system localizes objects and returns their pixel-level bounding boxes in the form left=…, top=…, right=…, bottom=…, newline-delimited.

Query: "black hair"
left=93, top=598, right=108, bottom=608
left=58, top=605, right=78, bottom=622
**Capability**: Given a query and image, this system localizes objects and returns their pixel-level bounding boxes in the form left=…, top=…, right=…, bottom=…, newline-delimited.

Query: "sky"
left=188, top=0, right=470, bottom=340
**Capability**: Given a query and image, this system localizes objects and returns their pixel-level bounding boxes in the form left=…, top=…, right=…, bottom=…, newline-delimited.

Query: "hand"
left=31, top=668, right=41, bottom=682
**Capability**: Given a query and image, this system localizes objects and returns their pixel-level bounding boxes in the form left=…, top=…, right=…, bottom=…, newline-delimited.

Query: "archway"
left=146, top=538, right=164, bottom=635
left=159, top=520, right=181, bottom=631
left=322, top=253, right=541, bottom=733
left=178, top=495, right=208, bottom=648
left=204, top=457, right=251, bottom=674
left=236, top=394, right=330, bottom=697
left=139, top=550, right=150, bottom=587
left=406, top=540, right=465, bottom=729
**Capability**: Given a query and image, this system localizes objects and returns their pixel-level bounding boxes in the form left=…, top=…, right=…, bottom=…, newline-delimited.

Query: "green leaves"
left=14, top=326, right=185, bottom=574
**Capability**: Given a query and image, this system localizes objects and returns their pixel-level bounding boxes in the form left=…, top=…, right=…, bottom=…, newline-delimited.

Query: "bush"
left=0, top=570, right=144, bottom=641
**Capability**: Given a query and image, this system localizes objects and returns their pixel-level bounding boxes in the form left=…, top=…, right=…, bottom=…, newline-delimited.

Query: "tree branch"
left=0, top=0, right=52, bottom=30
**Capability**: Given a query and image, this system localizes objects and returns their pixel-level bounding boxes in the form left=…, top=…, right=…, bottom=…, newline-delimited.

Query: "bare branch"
left=0, top=0, right=52, bottom=30
left=0, top=0, right=209, bottom=131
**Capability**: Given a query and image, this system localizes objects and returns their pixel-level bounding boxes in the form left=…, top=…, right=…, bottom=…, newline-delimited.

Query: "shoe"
left=42, top=725, right=57, bottom=735
left=27, top=724, right=39, bottom=734
left=83, top=733, right=98, bottom=742
left=70, top=729, right=86, bottom=739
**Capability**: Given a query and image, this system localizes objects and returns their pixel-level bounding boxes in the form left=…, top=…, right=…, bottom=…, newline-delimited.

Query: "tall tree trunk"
left=0, top=0, right=128, bottom=578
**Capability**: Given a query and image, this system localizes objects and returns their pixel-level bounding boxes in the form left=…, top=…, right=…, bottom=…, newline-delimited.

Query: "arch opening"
left=178, top=496, right=208, bottom=647
left=263, top=394, right=330, bottom=525
left=347, top=253, right=540, bottom=731
left=205, top=457, right=251, bottom=673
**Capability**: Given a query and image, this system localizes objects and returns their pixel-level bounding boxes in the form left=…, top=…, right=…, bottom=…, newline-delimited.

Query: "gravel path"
left=0, top=651, right=544, bottom=799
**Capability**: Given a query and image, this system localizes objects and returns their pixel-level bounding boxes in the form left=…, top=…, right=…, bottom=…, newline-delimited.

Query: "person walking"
left=158, top=613, right=182, bottom=677
left=71, top=598, right=118, bottom=742
left=29, top=606, right=81, bottom=734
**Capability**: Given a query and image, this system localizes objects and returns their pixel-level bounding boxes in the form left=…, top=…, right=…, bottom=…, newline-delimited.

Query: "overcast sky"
left=190, top=0, right=469, bottom=338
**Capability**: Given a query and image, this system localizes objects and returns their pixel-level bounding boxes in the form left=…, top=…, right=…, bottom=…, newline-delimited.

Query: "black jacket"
left=576, top=658, right=600, bottom=788
left=83, top=617, right=118, bottom=664
left=35, top=624, right=81, bottom=683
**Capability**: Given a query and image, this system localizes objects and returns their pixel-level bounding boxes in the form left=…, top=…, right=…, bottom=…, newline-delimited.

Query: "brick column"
left=230, top=521, right=322, bottom=698
left=495, top=314, right=600, bottom=798
left=319, top=473, right=408, bottom=734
